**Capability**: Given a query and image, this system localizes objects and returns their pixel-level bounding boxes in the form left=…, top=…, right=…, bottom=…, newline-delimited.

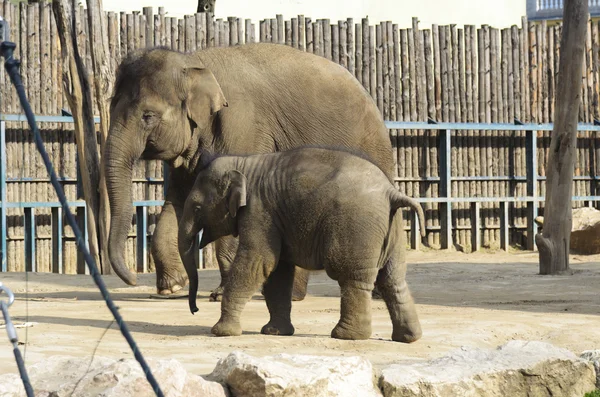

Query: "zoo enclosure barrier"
left=5, top=2, right=600, bottom=252
left=1, top=115, right=600, bottom=275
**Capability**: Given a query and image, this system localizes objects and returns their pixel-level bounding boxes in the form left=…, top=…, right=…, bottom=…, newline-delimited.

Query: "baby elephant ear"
left=227, top=170, right=247, bottom=218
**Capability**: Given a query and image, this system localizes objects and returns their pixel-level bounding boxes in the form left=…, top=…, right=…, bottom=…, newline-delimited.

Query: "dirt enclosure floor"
left=1, top=250, right=599, bottom=377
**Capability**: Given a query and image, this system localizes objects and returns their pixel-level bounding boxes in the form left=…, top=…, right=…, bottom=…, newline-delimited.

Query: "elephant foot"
left=261, top=320, right=295, bottom=336
left=209, top=286, right=224, bottom=302
left=211, top=318, right=242, bottom=337
left=331, top=321, right=371, bottom=341
left=156, top=270, right=189, bottom=296
left=392, top=323, right=422, bottom=343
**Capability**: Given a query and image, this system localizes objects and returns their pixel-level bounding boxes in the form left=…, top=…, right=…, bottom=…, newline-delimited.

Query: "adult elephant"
left=105, top=42, right=396, bottom=299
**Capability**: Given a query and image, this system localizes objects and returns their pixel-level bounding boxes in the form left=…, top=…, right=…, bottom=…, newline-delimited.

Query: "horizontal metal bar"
left=411, top=196, right=600, bottom=203
left=2, top=200, right=165, bottom=208
left=5, top=114, right=600, bottom=133
left=1, top=114, right=101, bottom=123
left=5, top=177, right=164, bottom=183
left=394, top=175, right=600, bottom=182
left=385, top=120, right=600, bottom=132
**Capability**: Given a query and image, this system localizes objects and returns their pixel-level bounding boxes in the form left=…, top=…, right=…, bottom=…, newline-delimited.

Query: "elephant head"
left=105, top=48, right=228, bottom=285
left=178, top=163, right=247, bottom=313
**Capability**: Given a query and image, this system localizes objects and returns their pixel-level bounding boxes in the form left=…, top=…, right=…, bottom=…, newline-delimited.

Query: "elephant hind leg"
left=375, top=259, right=422, bottom=343
left=331, top=268, right=378, bottom=341
left=261, top=261, right=295, bottom=336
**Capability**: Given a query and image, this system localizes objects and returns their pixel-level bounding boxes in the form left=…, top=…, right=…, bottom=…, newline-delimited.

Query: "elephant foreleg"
left=152, top=201, right=189, bottom=295
left=261, top=261, right=295, bottom=336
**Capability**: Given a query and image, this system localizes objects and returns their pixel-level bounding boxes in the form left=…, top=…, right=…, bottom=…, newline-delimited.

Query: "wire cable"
left=0, top=41, right=164, bottom=397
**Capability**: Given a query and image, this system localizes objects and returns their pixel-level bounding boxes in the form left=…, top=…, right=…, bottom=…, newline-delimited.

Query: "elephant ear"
left=184, top=67, right=229, bottom=128
left=226, top=170, right=247, bottom=218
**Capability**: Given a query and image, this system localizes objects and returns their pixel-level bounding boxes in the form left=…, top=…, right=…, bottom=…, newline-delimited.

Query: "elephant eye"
left=142, top=111, right=158, bottom=126
left=204, top=4, right=209, bottom=10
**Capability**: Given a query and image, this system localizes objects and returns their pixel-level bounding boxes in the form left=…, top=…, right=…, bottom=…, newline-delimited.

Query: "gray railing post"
left=0, top=121, right=6, bottom=272
left=136, top=205, right=148, bottom=273
left=24, top=207, right=35, bottom=272
left=439, top=129, right=452, bottom=249
left=51, top=206, right=63, bottom=273
left=470, top=202, right=480, bottom=251
left=526, top=130, right=538, bottom=251
left=76, top=206, right=89, bottom=274
left=500, top=201, right=509, bottom=251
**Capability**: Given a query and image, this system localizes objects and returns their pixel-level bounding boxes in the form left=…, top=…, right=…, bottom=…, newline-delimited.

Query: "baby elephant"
left=178, top=147, right=426, bottom=343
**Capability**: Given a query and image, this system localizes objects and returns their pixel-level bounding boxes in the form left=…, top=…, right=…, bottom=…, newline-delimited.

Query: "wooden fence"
left=1, top=0, right=600, bottom=273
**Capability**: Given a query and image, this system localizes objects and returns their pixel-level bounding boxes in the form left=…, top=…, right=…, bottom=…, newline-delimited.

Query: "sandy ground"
left=0, top=249, right=599, bottom=377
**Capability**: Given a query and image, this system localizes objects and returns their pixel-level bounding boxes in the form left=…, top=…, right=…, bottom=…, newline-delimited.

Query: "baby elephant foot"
left=392, top=323, right=422, bottom=343
left=331, top=321, right=371, bottom=340
left=261, top=319, right=295, bottom=336
left=209, top=286, right=224, bottom=302
left=211, top=318, right=242, bottom=337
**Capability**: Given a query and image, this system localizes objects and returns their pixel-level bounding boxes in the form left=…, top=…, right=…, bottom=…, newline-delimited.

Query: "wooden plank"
left=323, top=19, right=331, bottom=59
left=143, top=7, right=153, bottom=47
left=305, top=17, right=313, bottom=53
left=291, top=18, right=298, bottom=48
left=285, top=20, right=292, bottom=47
left=355, top=22, right=363, bottom=85
left=277, top=14, right=284, bottom=44
left=332, top=23, right=339, bottom=64
left=228, top=16, right=237, bottom=47
left=376, top=24, right=384, bottom=115
left=347, top=18, right=354, bottom=75
left=206, top=13, right=214, bottom=47
left=362, top=18, right=370, bottom=92
left=298, top=15, right=305, bottom=50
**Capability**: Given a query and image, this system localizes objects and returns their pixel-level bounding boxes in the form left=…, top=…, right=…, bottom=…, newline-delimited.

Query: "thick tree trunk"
left=536, top=0, right=588, bottom=274
left=86, top=0, right=113, bottom=275
left=52, top=0, right=103, bottom=272
left=197, top=0, right=215, bottom=13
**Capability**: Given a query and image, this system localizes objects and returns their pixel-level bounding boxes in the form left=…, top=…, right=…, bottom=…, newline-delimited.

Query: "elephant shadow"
left=21, top=315, right=262, bottom=337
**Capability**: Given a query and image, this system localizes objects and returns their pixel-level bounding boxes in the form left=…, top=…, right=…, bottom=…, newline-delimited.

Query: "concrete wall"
left=101, top=0, right=527, bottom=29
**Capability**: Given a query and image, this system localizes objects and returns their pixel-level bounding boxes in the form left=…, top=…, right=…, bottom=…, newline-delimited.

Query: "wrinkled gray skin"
left=178, top=147, right=426, bottom=342
left=105, top=43, right=396, bottom=301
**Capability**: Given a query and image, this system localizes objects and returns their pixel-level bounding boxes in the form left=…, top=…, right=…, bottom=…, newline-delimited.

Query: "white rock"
left=580, top=350, right=600, bottom=388
left=208, top=351, right=382, bottom=397
left=0, top=355, right=228, bottom=397
left=380, top=340, right=596, bottom=397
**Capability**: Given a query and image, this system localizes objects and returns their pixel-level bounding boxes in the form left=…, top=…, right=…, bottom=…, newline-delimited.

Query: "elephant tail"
left=389, top=189, right=426, bottom=238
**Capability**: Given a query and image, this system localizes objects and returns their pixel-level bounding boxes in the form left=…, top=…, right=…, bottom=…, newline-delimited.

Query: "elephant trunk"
left=178, top=214, right=201, bottom=314
left=104, top=128, right=145, bottom=286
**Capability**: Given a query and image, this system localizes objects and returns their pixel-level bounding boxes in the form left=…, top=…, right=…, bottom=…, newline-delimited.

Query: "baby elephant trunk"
left=389, top=190, right=426, bottom=238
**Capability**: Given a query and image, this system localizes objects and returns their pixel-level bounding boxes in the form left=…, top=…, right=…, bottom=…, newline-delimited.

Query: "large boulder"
left=208, top=351, right=382, bottom=397
left=0, top=355, right=228, bottom=397
left=535, top=207, right=600, bottom=254
left=581, top=350, right=600, bottom=388
left=380, top=340, right=596, bottom=397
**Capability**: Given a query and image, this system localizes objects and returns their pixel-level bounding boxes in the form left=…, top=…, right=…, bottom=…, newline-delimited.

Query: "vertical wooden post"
left=536, top=0, right=589, bottom=274
left=24, top=207, right=35, bottom=272
left=0, top=121, right=6, bottom=272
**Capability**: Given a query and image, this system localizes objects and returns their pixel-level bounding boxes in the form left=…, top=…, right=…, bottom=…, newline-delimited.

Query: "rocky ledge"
left=1, top=340, right=598, bottom=397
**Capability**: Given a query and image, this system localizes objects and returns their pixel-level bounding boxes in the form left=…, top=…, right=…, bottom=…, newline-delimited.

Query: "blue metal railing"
left=2, top=115, right=600, bottom=273
left=526, top=0, right=600, bottom=20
